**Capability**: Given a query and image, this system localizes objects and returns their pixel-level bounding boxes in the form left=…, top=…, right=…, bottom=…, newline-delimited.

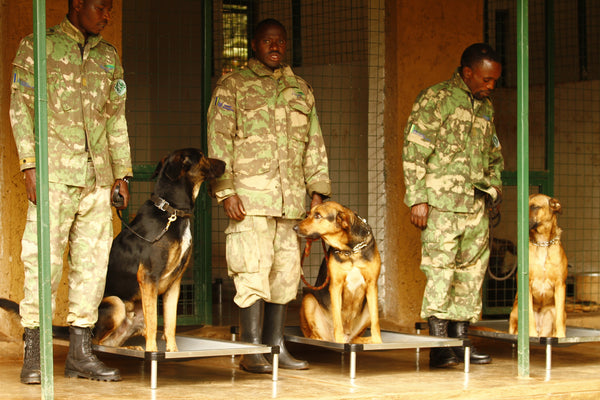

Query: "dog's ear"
left=336, top=211, right=351, bottom=231
left=549, top=198, right=562, bottom=214
left=160, top=153, right=186, bottom=181
left=151, top=156, right=168, bottom=180
left=349, top=211, right=370, bottom=238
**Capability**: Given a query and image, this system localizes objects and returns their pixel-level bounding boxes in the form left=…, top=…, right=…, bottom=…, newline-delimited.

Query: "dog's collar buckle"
left=334, top=235, right=371, bottom=257
left=155, top=197, right=170, bottom=212
left=532, top=236, right=561, bottom=247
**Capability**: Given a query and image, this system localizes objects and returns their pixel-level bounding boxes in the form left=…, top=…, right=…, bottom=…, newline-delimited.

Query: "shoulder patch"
left=406, top=123, right=434, bottom=149
left=114, top=79, right=127, bottom=96
left=492, top=134, right=500, bottom=148
left=214, top=96, right=234, bottom=112
left=101, top=64, right=115, bottom=73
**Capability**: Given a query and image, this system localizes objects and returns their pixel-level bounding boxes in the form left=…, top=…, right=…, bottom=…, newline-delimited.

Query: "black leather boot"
left=239, top=300, right=272, bottom=374
left=20, top=327, right=41, bottom=384
left=428, top=316, right=459, bottom=368
left=263, top=302, right=308, bottom=370
left=448, top=321, right=491, bottom=364
left=64, top=326, right=121, bottom=381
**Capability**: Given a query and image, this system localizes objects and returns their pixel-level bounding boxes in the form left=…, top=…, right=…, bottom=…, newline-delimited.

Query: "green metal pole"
left=197, top=0, right=214, bottom=325
left=33, top=0, right=54, bottom=397
left=545, top=0, right=555, bottom=197
left=517, top=0, right=530, bottom=378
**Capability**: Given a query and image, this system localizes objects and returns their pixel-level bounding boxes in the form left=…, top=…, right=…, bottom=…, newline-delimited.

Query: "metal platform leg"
left=150, top=359, right=158, bottom=389
left=546, top=343, right=552, bottom=371
left=272, top=352, right=279, bottom=381
left=464, top=345, right=471, bottom=373
left=349, top=350, right=356, bottom=380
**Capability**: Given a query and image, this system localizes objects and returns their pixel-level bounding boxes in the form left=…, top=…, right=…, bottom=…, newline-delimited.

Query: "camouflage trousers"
left=20, top=161, right=112, bottom=329
left=419, top=196, right=489, bottom=323
left=225, top=216, right=301, bottom=308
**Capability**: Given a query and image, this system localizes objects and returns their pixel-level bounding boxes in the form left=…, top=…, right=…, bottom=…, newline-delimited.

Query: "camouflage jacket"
left=10, top=17, right=132, bottom=187
left=208, top=58, right=331, bottom=219
left=403, top=70, right=504, bottom=212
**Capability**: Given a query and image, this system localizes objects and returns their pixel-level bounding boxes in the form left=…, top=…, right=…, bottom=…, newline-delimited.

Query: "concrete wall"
left=0, top=0, right=122, bottom=355
left=384, top=0, right=484, bottom=329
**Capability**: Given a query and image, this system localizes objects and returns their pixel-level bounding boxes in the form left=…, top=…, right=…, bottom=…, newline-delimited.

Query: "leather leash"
left=300, top=238, right=330, bottom=291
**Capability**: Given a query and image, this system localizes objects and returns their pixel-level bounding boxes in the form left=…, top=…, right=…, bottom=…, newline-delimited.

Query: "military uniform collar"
left=248, top=58, right=294, bottom=79
left=58, top=16, right=103, bottom=48
left=452, top=68, right=491, bottom=106
left=452, top=68, right=472, bottom=94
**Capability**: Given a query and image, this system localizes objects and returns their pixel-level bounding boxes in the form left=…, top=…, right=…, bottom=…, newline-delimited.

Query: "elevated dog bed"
left=284, top=326, right=469, bottom=379
left=469, top=319, right=600, bottom=370
left=60, top=334, right=279, bottom=389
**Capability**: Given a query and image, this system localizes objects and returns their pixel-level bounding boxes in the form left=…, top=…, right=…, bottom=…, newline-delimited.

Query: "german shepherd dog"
left=509, top=194, right=568, bottom=338
left=294, top=201, right=382, bottom=344
left=95, top=148, right=225, bottom=352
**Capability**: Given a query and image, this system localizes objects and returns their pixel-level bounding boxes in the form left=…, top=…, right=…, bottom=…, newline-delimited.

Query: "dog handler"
left=10, top=0, right=132, bottom=383
left=208, top=19, right=331, bottom=373
left=403, top=43, right=504, bottom=368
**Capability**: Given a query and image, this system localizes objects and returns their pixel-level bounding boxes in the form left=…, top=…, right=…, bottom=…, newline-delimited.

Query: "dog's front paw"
left=370, top=334, right=382, bottom=344
left=528, top=328, right=540, bottom=337
left=166, top=344, right=179, bottom=352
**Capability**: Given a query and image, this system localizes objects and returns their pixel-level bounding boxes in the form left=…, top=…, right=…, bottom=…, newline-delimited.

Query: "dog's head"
left=152, top=148, right=225, bottom=205
left=294, top=201, right=371, bottom=251
left=529, top=193, right=562, bottom=236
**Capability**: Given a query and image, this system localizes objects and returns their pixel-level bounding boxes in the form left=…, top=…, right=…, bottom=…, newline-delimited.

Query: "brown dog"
left=508, top=193, right=568, bottom=338
left=95, top=149, right=225, bottom=352
left=293, top=201, right=382, bottom=344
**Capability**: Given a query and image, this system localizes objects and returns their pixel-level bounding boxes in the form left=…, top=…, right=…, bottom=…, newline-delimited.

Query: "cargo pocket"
left=225, top=217, right=260, bottom=275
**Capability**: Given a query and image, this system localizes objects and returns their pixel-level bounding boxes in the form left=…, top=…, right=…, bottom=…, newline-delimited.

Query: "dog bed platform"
left=469, top=319, right=600, bottom=370
left=88, top=334, right=279, bottom=389
left=284, top=326, right=469, bottom=379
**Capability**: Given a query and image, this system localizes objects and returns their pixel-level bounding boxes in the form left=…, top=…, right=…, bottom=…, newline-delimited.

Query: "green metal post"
left=197, top=0, right=214, bottom=325
left=517, top=0, right=530, bottom=377
left=545, top=0, right=555, bottom=197
left=33, top=0, right=54, bottom=397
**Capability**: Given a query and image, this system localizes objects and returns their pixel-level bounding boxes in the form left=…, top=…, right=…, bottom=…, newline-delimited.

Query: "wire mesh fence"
left=121, top=0, right=385, bottom=325
left=484, top=0, right=600, bottom=316
left=210, top=0, right=386, bottom=324
left=119, top=0, right=599, bottom=324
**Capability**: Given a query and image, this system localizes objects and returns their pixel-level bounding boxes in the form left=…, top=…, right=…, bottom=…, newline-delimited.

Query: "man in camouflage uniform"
left=208, top=19, right=331, bottom=373
left=10, top=0, right=132, bottom=384
left=403, top=43, right=504, bottom=368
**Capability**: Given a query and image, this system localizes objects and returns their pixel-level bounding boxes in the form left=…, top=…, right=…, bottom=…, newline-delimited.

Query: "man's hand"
left=410, top=203, right=429, bottom=230
left=223, top=194, right=246, bottom=221
left=24, top=168, right=37, bottom=205
left=110, top=179, right=130, bottom=210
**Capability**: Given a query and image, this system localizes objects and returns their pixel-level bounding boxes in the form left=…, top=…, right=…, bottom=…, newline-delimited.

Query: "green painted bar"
left=545, top=0, right=555, bottom=197
left=517, top=0, right=531, bottom=378
left=199, top=0, right=215, bottom=325
left=33, top=0, right=54, bottom=397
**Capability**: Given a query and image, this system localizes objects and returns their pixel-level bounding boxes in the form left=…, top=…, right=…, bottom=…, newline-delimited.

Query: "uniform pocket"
left=233, top=90, right=274, bottom=176
left=284, top=88, right=311, bottom=143
left=48, top=72, right=74, bottom=112
left=225, top=217, right=260, bottom=274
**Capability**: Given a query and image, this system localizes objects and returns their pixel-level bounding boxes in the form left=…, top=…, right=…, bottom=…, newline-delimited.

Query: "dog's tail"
left=0, top=298, right=70, bottom=339
left=0, top=298, right=19, bottom=315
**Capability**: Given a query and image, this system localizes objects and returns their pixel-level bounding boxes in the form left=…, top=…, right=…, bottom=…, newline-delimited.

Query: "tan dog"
left=509, top=193, right=568, bottom=338
left=293, top=201, right=382, bottom=344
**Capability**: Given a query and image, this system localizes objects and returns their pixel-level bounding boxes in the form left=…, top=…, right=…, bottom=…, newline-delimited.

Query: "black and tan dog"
left=95, top=148, right=225, bottom=352
left=294, top=201, right=382, bottom=344
left=509, top=193, right=568, bottom=338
